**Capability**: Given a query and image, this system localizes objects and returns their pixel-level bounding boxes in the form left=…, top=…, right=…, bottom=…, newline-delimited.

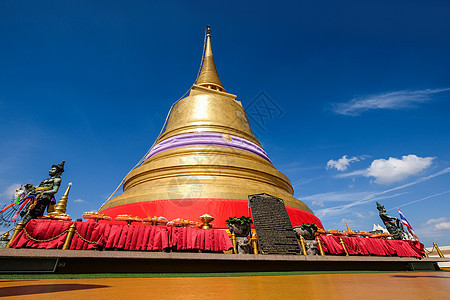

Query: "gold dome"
left=99, top=29, right=319, bottom=227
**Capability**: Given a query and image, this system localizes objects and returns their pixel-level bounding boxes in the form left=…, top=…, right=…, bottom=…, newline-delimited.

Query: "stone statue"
left=236, top=237, right=252, bottom=254
left=306, top=240, right=318, bottom=255
left=376, top=202, right=404, bottom=240
left=293, top=223, right=319, bottom=255
left=226, top=216, right=253, bottom=254
left=21, top=161, right=65, bottom=224
left=293, top=223, right=318, bottom=240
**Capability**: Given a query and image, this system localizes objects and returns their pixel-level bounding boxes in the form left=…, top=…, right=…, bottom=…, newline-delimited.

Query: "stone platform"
left=0, top=248, right=448, bottom=274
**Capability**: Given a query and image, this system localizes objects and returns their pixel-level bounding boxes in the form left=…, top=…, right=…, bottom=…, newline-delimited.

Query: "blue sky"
left=1, top=1, right=449, bottom=247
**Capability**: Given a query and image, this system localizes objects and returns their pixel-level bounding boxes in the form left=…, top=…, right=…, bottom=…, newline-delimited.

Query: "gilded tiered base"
left=100, top=145, right=322, bottom=228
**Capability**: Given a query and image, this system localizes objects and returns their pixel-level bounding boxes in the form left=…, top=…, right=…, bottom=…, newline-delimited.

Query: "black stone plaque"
left=249, top=193, right=301, bottom=255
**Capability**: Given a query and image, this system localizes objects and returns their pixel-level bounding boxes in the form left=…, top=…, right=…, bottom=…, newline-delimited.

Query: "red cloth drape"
left=8, top=219, right=71, bottom=249
left=9, top=219, right=232, bottom=252
left=10, top=220, right=424, bottom=257
left=170, top=227, right=233, bottom=251
left=99, top=198, right=324, bottom=229
left=317, top=235, right=424, bottom=257
left=318, top=235, right=346, bottom=255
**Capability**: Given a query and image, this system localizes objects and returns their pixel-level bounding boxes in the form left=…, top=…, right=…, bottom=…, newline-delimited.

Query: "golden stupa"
left=99, top=28, right=322, bottom=228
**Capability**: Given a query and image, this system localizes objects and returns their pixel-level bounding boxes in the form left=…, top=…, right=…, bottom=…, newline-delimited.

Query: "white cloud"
left=395, top=190, right=450, bottom=210
left=73, top=199, right=85, bottom=203
left=434, top=222, right=450, bottom=231
left=311, top=200, right=325, bottom=207
left=425, top=218, right=450, bottom=231
left=302, top=191, right=373, bottom=203
left=333, top=88, right=450, bottom=116
left=354, top=212, right=366, bottom=219
left=336, top=155, right=434, bottom=184
left=315, top=192, right=407, bottom=218
left=336, top=169, right=368, bottom=178
left=317, top=168, right=450, bottom=218
left=292, top=176, right=322, bottom=188
left=327, top=155, right=360, bottom=171
left=367, top=155, right=434, bottom=184
left=376, top=167, right=450, bottom=193
left=426, top=217, right=447, bottom=225
left=1, top=183, right=21, bottom=198
left=341, top=218, right=353, bottom=225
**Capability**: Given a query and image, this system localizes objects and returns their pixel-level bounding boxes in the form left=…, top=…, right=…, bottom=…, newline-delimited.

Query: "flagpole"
left=398, top=208, right=419, bottom=241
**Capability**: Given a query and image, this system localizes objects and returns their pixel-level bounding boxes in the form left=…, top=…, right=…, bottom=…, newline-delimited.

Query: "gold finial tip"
left=196, top=25, right=225, bottom=92
left=68, top=182, right=72, bottom=187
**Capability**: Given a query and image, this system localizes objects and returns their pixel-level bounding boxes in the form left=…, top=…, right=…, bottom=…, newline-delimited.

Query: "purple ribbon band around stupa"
left=145, top=132, right=272, bottom=163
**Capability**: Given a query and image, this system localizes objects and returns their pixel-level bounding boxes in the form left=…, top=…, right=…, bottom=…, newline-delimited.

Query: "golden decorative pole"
left=316, top=236, right=325, bottom=256
left=251, top=232, right=259, bottom=254
left=62, top=223, right=76, bottom=250
left=433, top=242, right=445, bottom=258
left=54, top=182, right=72, bottom=214
left=231, top=232, right=237, bottom=254
left=5, top=221, right=25, bottom=248
left=339, top=237, right=349, bottom=256
left=299, top=236, right=307, bottom=256
left=2, top=231, right=10, bottom=240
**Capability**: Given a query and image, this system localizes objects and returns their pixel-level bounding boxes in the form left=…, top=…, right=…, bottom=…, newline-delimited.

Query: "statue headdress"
left=376, top=202, right=384, bottom=211
left=52, top=161, right=65, bottom=177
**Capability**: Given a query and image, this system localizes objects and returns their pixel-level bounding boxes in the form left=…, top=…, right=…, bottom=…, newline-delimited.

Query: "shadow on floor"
left=392, top=275, right=450, bottom=279
left=0, top=280, right=37, bottom=283
left=0, top=284, right=109, bottom=297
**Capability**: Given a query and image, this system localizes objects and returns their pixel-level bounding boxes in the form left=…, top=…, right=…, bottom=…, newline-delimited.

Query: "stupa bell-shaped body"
left=99, top=31, right=322, bottom=228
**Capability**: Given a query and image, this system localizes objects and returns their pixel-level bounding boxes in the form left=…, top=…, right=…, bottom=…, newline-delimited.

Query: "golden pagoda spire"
left=195, top=26, right=226, bottom=92
left=54, top=182, right=72, bottom=214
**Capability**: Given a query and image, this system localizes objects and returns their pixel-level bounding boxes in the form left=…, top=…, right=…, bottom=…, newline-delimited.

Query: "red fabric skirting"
left=318, top=235, right=424, bottom=258
left=99, top=198, right=323, bottom=229
left=8, top=219, right=233, bottom=251
left=9, top=220, right=424, bottom=257
left=9, top=219, right=70, bottom=249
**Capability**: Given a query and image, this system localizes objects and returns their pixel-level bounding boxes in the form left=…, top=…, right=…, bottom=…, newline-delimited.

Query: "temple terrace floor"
left=1, top=271, right=450, bottom=299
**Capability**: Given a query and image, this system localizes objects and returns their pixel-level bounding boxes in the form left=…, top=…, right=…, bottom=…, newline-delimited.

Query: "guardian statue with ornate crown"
left=376, top=202, right=404, bottom=240
left=0, top=161, right=65, bottom=226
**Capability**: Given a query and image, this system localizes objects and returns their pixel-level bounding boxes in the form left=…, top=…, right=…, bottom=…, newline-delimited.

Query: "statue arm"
left=379, top=212, right=389, bottom=221
left=380, top=212, right=398, bottom=222
left=43, top=178, right=61, bottom=195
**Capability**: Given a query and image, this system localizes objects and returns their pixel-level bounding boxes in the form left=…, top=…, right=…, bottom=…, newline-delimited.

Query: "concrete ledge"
left=0, top=248, right=448, bottom=273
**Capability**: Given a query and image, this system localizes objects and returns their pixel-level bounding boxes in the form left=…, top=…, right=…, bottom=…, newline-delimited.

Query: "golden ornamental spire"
left=54, top=182, right=72, bottom=214
left=195, top=26, right=226, bottom=92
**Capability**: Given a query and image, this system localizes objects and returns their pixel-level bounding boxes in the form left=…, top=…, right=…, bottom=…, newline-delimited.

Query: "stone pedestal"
left=236, top=237, right=251, bottom=254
